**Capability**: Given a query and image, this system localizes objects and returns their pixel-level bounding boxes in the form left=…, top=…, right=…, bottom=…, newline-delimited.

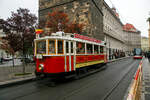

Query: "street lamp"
left=20, top=32, right=25, bottom=74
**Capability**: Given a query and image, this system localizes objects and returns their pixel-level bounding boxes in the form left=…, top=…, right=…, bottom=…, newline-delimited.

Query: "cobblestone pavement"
left=142, top=58, right=150, bottom=100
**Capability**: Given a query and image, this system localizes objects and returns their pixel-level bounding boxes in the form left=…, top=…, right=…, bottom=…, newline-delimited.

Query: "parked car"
left=3, top=57, right=13, bottom=61
left=21, top=57, right=35, bottom=63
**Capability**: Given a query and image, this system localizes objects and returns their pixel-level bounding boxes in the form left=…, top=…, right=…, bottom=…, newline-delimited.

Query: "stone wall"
left=39, top=0, right=104, bottom=40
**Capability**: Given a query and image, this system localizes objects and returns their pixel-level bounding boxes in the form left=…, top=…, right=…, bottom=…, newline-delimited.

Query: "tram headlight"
left=39, top=64, right=44, bottom=71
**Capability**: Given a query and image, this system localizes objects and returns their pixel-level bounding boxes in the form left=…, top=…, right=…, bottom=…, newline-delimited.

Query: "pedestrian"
left=147, top=51, right=150, bottom=62
left=0, top=57, right=3, bottom=64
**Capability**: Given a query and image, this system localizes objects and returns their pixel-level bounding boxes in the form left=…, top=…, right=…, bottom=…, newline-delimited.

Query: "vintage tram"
left=133, top=48, right=143, bottom=59
left=34, top=32, right=107, bottom=79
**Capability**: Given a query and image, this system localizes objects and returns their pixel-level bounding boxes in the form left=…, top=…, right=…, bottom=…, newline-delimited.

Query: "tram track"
left=60, top=58, right=140, bottom=100
left=101, top=60, right=139, bottom=100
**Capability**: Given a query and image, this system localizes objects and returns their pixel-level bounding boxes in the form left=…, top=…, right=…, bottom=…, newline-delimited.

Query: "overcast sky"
left=0, top=0, right=149, bottom=37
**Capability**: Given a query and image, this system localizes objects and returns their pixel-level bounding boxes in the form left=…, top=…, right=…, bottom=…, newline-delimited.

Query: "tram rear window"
left=37, top=40, right=46, bottom=54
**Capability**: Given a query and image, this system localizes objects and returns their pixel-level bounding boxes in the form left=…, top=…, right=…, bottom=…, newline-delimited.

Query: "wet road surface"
left=0, top=57, right=141, bottom=100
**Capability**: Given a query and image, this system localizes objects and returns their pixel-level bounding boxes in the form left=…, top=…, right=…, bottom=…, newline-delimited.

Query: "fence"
left=0, top=63, right=35, bottom=82
left=126, top=60, right=143, bottom=100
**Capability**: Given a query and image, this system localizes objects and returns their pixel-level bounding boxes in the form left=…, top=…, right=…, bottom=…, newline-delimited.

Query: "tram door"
left=66, top=41, right=75, bottom=72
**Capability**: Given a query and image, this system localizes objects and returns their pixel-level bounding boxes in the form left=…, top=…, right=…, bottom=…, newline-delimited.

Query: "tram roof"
left=34, top=33, right=106, bottom=46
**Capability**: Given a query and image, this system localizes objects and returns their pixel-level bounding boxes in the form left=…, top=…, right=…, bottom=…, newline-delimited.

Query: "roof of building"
left=123, top=23, right=139, bottom=33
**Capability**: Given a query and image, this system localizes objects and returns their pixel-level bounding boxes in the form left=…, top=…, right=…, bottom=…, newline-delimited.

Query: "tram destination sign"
left=74, top=34, right=102, bottom=43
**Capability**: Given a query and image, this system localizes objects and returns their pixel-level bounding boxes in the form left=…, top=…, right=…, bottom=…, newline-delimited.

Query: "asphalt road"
left=0, top=57, right=141, bottom=100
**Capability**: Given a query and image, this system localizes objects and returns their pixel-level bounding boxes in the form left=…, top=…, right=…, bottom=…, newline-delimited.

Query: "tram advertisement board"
left=74, top=34, right=102, bottom=43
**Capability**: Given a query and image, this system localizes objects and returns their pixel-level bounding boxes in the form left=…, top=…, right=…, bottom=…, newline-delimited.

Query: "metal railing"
left=0, top=59, right=35, bottom=82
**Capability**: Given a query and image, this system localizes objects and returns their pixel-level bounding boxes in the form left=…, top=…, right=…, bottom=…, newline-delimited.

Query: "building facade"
left=102, top=2, right=126, bottom=60
left=123, top=23, right=141, bottom=53
left=39, top=0, right=104, bottom=40
left=141, top=36, right=149, bottom=52
left=39, top=0, right=142, bottom=60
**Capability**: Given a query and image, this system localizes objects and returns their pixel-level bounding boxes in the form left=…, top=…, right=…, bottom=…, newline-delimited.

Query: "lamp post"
left=20, top=32, right=25, bottom=74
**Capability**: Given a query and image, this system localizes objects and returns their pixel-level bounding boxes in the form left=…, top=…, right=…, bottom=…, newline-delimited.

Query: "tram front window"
left=49, top=40, right=55, bottom=54
left=37, top=40, right=46, bottom=54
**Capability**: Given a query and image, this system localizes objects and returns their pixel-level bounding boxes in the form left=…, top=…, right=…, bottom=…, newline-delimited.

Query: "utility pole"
left=148, top=12, right=150, bottom=51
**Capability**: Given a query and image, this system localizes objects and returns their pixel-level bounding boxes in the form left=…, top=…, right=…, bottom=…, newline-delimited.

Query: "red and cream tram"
left=34, top=33, right=107, bottom=78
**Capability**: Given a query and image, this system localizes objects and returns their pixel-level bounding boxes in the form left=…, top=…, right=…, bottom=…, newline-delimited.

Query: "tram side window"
left=58, top=40, right=63, bottom=54
left=76, top=42, right=85, bottom=54
left=66, top=42, right=69, bottom=53
left=94, top=45, right=98, bottom=54
left=71, top=42, right=73, bottom=53
left=100, top=46, right=104, bottom=53
left=87, top=44, right=93, bottom=54
left=49, top=40, right=55, bottom=54
left=37, top=40, right=46, bottom=54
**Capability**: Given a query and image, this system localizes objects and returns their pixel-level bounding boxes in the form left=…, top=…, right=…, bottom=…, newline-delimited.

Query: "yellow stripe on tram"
left=76, top=60, right=105, bottom=68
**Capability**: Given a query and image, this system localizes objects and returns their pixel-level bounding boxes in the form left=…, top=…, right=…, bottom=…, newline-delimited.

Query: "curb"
left=0, top=76, right=36, bottom=88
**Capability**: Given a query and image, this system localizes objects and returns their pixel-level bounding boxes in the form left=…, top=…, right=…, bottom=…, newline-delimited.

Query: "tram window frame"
left=48, top=40, right=56, bottom=54
left=100, top=46, right=104, bottom=53
left=94, top=45, right=99, bottom=54
left=58, top=40, right=64, bottom=54
left=76, top=42, right=85, bottom=54
left=36, top=40, right=46, bottom=55
left=87, top=44, right=93, bottom=54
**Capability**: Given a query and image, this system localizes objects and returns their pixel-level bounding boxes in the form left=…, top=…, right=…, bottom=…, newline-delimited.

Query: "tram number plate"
left=36, top=54, right=43, bottom=59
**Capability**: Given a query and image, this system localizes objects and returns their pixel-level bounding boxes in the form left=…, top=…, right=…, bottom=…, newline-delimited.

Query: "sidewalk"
left=142, top=58, right=150, bottom=100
